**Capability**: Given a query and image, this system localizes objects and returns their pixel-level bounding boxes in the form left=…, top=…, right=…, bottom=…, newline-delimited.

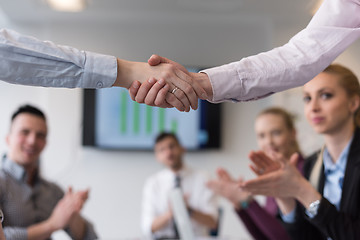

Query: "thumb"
left=289, top=153, right=299, bottom=166
left=148, top=54, right=168, bottom=66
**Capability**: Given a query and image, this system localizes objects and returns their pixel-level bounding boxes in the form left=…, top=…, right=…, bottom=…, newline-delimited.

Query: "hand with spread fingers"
left=248, top=151, right=282, bottom=176
left=129, top=54, right=213, bottom=112
left=207, top=168, right=251, bottom=209
left=241, top=152, right=321, bottom=209
left=241, top=152, right=302, bottom=198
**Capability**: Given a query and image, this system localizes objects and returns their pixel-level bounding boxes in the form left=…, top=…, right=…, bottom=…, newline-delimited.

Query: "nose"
left=26, top=132, right=37, bottom=145
left=309, top=98, right=321, bottom=113
left=263, top=135, right=274, bottom=148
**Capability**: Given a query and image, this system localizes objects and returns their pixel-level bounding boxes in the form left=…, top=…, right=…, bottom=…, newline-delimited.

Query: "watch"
left=0, top=209, right=4, bottom=223
left=307, top=199, right=321, bottom=217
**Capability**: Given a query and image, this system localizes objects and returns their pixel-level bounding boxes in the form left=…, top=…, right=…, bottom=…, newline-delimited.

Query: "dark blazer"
left=284, top=127, right=360, bottom=240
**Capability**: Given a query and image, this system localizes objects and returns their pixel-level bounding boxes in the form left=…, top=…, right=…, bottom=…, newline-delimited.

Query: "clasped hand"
left=128, top=55, right=213, bottom=112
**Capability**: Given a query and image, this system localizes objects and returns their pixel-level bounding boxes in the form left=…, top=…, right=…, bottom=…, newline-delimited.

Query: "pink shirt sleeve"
left=202, top=0, right=360, bottom=103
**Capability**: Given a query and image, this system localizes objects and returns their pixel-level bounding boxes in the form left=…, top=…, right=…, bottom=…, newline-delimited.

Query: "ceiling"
left=0, top=0, right=316, bottom=25
left=0, top=0, right=321, bottom=67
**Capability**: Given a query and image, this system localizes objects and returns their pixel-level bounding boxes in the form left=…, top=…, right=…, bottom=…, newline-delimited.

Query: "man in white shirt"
left=141, top=132, right=218, bottom=239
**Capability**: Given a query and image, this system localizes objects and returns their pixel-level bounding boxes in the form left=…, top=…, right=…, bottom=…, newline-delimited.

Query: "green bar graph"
left=133, top=102, right=140, bottom=134
left=146, top=106, right=153, bottom=134
left=158, top=108, right=165, bottom=132
left=171, top=119, right=178, bottom=133
left=120, top=91, right=127, bottom=134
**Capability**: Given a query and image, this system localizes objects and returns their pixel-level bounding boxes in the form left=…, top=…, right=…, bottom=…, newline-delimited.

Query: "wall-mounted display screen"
left=82, top=69, right=222, bottom=150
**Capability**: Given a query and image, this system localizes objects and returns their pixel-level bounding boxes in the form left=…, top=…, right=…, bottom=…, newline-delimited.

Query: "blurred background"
left=0, top=0, right=359, bottom=238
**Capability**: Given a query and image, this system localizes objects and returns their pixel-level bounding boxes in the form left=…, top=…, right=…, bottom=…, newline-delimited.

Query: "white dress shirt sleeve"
left=0, top=28, right=117, bottom=89
left=202, top=0, right=360, bottom=103
left=196, top=172, right=218, bottom=218
left=141, top=178, right=157, bottom=237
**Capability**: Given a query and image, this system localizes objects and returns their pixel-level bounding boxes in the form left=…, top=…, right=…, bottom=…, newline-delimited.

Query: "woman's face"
left=303, top=72, right=358, bottom=135
left=255, top=113, right=296, bottom=158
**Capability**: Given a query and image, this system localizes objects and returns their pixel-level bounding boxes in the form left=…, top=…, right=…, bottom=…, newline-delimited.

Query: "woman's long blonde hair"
left=323, top=64, right=360, bottom=127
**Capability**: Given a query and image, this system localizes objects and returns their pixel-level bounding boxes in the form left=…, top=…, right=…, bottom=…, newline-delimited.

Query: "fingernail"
left=202, top=92, right=208, bottom=99
left=133, top=83, right=139, bottom=89
left=158, top=79, right=165, bottom=85
left=148, top=78, right=155, bottom=84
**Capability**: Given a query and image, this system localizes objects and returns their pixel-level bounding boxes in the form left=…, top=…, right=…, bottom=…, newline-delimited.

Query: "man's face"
left=6, top=113, right=47, bottom=168
left=154, top=136, right=184, bottom=171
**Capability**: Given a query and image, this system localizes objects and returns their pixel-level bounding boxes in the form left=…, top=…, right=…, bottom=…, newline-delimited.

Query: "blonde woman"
left=208, top=107, right=303, bottom=240
left=243, top=64, right=360, bottom=240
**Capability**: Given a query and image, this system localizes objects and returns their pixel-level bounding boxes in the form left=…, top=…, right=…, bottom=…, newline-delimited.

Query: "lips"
left=23, top=148, right=38, bottom=156
left=312, top=117, right=325, bottom=124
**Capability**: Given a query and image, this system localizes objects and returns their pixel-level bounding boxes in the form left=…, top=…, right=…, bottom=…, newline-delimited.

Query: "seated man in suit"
left=141, top=132, right=218, bottom=239
left=0, top=104, right=97, bottom=240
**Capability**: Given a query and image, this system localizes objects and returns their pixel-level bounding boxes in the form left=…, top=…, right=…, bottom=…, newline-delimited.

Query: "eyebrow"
left=304, top=87, right=333, bottom=95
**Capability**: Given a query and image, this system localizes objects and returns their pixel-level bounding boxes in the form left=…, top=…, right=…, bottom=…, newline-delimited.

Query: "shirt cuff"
left=82, top=51, right=117, bottom=89
left=280, top=208, right=296, bottom=223
left=200, top=65, right=241, bottom=103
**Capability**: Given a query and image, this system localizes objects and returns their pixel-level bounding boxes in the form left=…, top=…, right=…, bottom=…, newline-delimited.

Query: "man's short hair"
left=11, top=105, right=46, bottom=122
left=155, top=132, right=180, bottom=145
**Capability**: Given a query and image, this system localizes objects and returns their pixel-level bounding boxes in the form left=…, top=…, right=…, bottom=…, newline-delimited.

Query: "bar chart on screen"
left=95, top=88, right=200, bottom=149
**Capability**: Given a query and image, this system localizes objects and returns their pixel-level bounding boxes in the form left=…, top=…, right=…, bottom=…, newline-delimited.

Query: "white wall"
left=1, top=9, right=360, bottom=240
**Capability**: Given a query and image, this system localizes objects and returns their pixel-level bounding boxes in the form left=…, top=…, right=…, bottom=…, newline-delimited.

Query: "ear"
left=5, top=134, right=10, bottom=146
left=349, top=95, right=360, bottom=114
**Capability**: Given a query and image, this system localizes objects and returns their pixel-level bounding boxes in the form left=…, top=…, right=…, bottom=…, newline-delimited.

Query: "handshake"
left=114, top=54, right=213, bottom=112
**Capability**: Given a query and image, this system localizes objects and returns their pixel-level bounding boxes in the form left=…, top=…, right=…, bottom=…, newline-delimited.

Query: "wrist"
left=115, top=58, right=135, bottom=89
left=44, top=218, right=58, bottom=234
left=191, top=72, right=213, bottom=100
left=296, top=178, right=321, bottom=208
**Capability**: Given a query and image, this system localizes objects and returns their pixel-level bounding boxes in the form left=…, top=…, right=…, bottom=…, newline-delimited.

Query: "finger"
left=172, top=88, right=191, bottom=112
left=289, top=153, right=299, bottom=166
left=129, top=80, right=141, bottom=101
left=218, top=168, right=232, bottom=182
left=148, top=54, right=189, bottom=74
left=148, top=54, right=162, bottom=66
left=154, top=85, right=173, bottom=108
left=135, top=78, right=157, bottom=103
left=249, top=152, right=267, bottom=172
left=257, top=151, right=275, bottom=168
left=144, top=78, right=167, bottom=106
left=173, top=69, right=200, bottom=110
left=166, top=93, right=185, bottom=112
left=249, top=164, right=264, bottom=176
left=242, top=173, right=277, bottom=189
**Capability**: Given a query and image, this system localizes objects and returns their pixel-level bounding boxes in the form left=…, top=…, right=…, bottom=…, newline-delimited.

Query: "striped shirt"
left=0, top=156, right=97, bottom=240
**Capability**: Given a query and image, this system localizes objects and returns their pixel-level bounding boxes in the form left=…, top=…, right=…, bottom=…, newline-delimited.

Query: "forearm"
left=276, top=197, right=296, bottom=215
left=202, top=0, right=360, bottom=103
left=68, top=214, right=86, bottom=240
left=27, top=220, right=56, bottom=240
left=151, top=211, right=172, bottom=233
left=295, top=178, right=322, bottom=209
left=189, top=209, right=217, bottom=230
left=0, top=28, right=117, bottom=89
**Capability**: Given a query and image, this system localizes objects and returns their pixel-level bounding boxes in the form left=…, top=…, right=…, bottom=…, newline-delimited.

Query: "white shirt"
left=0, top=28, right=117, bottom=89
left=203, top=0, right=360, bottom=103
left=141, top=166, right=218, bottom=238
